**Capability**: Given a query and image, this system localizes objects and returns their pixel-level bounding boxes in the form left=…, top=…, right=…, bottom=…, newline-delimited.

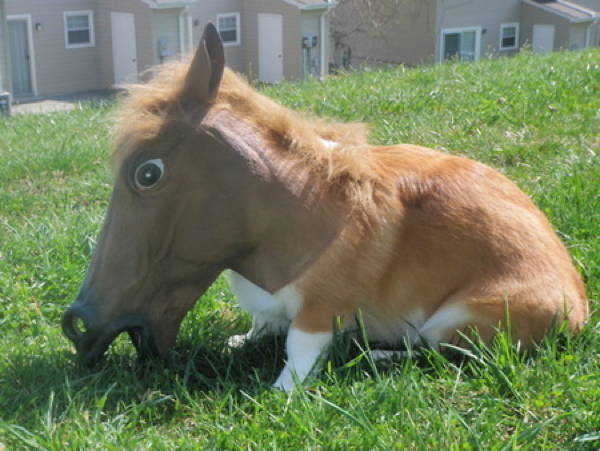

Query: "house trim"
left=140, top=0, right=196, bottom=9
left=64, top=10, right=95, bottom=49
left=7, top=14, right=38, bottom=97
left=499, top=23, right=520, bottom=51
left=281, top=0, right=333, bottom=11
left=522, top=0, right=594, bottom=23
left=216, top=12, right=241, bottom=47
left=439, top=26, right=482, bottom=63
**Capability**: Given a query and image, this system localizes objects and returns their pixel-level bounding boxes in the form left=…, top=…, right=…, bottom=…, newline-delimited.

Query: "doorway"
left=111, top=12, right=138, bottom=85
left=258, top=14, right=283, bottom=83
left=532, top=25, right=555, bottom=54
left=7, top=16, right=35, bottom=97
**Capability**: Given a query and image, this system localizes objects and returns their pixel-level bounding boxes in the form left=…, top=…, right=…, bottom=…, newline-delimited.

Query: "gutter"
left=281, top=0, right=335, bottom=10
left=140, top=0, right=197, bottom=9
left=557, top=0, right=597, bottom=18
left=302, top=3, right=335, bottom=11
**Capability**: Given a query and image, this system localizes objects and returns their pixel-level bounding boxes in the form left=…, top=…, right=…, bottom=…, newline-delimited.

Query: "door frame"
left=258, top=13, right=284, bottom=83
left=7, top=14, right=38, bottom=97
left=110, top=11, right=138, bottom=86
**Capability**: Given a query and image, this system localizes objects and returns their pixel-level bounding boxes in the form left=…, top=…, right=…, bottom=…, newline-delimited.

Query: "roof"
left=527, top=0, right=598, bottom=21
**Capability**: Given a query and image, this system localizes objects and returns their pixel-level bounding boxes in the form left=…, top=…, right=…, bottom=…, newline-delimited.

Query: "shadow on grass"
left=0, top=327, right=288, bottom=428
left=1, top=314, right=594, bottom=431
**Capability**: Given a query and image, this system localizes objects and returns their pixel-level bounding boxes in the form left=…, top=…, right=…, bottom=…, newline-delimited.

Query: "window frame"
left=216, top=12, right=241, bottom=47
left=440, top=26, right=482, bottom=63
left=64, top=10, right=95, bottom=49
left=499, top=23, right=519, bottom=51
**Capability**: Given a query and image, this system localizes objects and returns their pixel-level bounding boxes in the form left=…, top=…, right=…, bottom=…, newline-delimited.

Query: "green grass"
left=1, top=49, right=599, bottom=449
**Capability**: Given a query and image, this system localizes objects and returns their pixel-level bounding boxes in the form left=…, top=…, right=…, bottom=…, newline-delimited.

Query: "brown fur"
left=293, top=144, right=588, bottom=345
left=105, top=42, right=588, bottom=354
left=112, top=59, right=397, bottom=223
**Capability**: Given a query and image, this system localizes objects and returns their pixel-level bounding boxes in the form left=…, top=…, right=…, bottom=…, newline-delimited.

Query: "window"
left=64, top=10, right=94, bottom=48
left=441, top=28, right=481, bottom=62
left=217, top=13, right=240, bottom=46
left=500, top=23, right=519, bottom=51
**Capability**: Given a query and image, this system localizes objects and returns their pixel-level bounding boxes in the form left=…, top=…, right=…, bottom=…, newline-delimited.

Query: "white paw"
left=272, top=368, right=295, bottom=393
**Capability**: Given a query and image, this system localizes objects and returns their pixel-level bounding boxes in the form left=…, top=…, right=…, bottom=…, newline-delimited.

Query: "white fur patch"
left=362, top=307, right=427, bottom=345
left=319, top=138, right=339, bottom=150
left=229, top=270, right=282, bottom=316
left=272, top=327, right=333, bottom=392
left=227, top=271, right=301, bottom=342
left=418, top=303, right=473, bottom=347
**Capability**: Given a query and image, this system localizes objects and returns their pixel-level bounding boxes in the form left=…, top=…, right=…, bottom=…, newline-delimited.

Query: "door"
left=532, top=25, right=555, bottom=54
left=8, top=19, right=33, bottom=97
left=111, top=12, right=138, bottom=85
left=258, top=14, right=283, bottom=83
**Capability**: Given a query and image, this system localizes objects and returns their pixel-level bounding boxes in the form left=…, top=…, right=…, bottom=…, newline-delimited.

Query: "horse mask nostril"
left=62, top=309, right=88, bottom=343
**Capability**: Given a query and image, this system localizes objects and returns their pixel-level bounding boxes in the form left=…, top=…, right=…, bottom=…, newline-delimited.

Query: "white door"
left=7, top=19, right=33, bottom=97
left=111, top=12, right=138, bottom=85
left=532, top=25, right=555, bottom=54
left=258, top=14, right=283, bottom=83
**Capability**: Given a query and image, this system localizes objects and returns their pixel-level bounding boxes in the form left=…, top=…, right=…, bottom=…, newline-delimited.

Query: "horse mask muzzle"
left=62, top=300, right=159, bottom=366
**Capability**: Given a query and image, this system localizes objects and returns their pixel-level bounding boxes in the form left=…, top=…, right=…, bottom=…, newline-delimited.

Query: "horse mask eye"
left=134, top=159, right=164, bottom=189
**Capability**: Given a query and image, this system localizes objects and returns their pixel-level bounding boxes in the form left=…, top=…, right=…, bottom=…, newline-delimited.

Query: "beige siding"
left=520, top=3, right=571, bottom=51
left=7, top=0, right=101, bottom=97
left=0, top=0, right=10, bottom=92
left=330, top=0, right=437, bottom=68
left=152, top=9, right=181, bottom=65
left=243, top=0, right=302, bottom=80
left=438, top=0, right=522, bottom=60
left=301, top=10, right=322, bottom=77
left=185, top=0, right=245, bottom=73
left=569, top=22, right=588, bottom=50
left=95, top=0, right=154, bottom=87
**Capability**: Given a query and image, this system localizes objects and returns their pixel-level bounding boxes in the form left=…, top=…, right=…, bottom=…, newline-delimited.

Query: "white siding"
left=6, top=0, right=101, bottom=97
left=438, top=0, right=522, bottom=61
left=301, top=10, right=321, bottom=78
left=185, top=0, right=244, bottom=72
left=152, top=9, right=181, bottom=65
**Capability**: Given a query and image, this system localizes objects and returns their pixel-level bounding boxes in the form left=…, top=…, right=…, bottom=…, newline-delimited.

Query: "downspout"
left=178, top=8, right=186, bottom=56
left=320, top=10, right=327, bottom=78
left=437, top=0, right=446, bottom=63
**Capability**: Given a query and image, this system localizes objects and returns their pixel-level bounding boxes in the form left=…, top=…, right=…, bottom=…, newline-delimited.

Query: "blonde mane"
left=113, top=59, right=399, bottom=222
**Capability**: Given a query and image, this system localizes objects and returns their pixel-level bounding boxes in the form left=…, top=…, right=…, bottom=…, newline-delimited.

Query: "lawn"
left=0, top=49, right=599, bottom=449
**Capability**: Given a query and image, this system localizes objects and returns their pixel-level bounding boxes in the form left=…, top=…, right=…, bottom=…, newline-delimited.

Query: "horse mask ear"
left=182, top=23, right=225, bottom=104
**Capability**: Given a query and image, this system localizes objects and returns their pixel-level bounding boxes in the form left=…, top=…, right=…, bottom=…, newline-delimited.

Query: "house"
left=330, top=0, right=600, bottom=68
left=4, top=0, right=333, bottom=101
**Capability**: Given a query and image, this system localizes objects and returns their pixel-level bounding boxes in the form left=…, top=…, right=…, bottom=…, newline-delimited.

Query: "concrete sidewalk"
left=11, top=90, right=115, bottom=115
